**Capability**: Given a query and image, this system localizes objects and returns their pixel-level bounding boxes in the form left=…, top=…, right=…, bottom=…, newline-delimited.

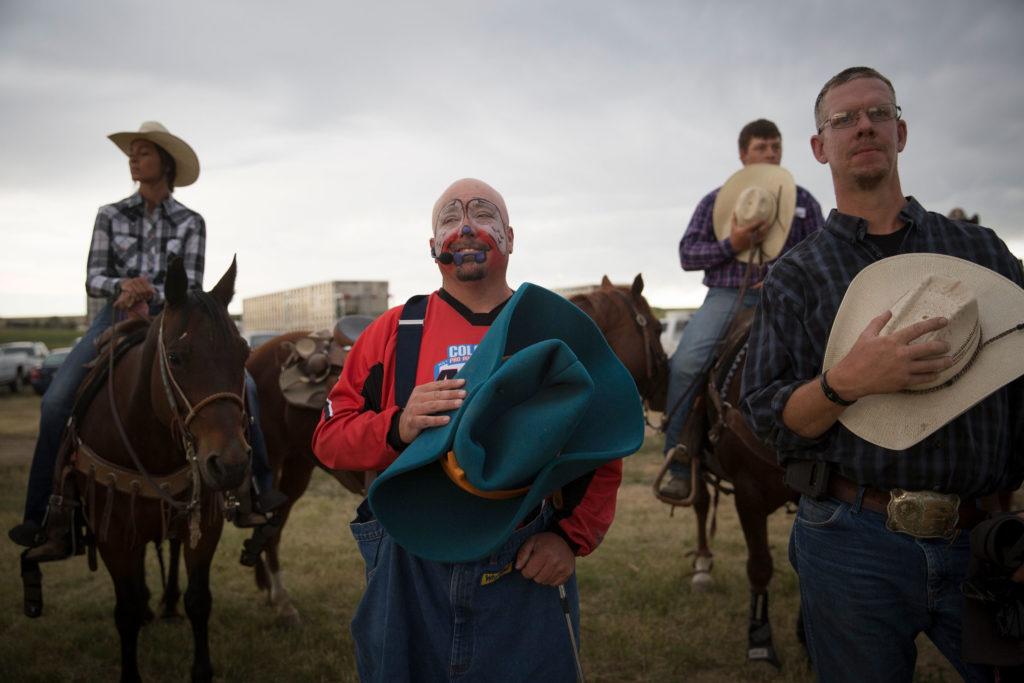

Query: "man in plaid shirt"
left=659, top=119, right=824, bottom=502
left=12, top=123, right=285, bottom=560
left=10, top=123, right=211, bottom=556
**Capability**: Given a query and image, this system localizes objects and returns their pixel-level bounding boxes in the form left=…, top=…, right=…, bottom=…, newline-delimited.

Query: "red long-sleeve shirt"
left=312, top=289, right=622, bottom=556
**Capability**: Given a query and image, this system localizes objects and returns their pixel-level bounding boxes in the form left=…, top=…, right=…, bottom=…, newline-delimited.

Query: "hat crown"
left=882, top=275, right=979, bottom=390
left=137, top=121, right=170, bottom=134
left=455, top=339, right=594, bottom=490
left=734, top=186, right=777, bottom=228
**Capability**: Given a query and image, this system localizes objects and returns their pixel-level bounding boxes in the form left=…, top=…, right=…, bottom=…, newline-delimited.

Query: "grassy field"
left=0, top=327, right=82, bottom=350
left=0, top=392, right=957, bottom=681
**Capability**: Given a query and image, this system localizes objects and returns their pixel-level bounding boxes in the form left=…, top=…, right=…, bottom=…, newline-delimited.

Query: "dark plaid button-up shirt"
left=86, top=192, right=206, bottom=304
left=679, top=185, right=824, bottom=289
left=741, top=197, right=1024, bottom=498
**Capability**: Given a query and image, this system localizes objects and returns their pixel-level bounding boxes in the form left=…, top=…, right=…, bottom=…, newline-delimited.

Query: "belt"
left=828, top=473, right=987, bottom=534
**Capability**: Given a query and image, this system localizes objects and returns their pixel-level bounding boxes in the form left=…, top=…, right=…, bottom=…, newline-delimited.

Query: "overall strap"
left=395, top=294, right=429, bottom=408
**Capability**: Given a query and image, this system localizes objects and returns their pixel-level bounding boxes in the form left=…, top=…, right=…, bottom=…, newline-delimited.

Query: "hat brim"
left=713, top=164, right=796, bottom=262
left=823, top=254, right=1024, bottom=450
left=368, top=283, right=645, bottom=562
left=108, top=130, right=200, bottom=187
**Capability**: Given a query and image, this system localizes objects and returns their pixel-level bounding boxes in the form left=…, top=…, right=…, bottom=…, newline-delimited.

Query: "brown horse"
left=569, top=274, right=668, bottom=415
left=682, top=309, right=801, bottom=668
left=242, top=331, right=364, bottom=624
left=53, top=258, right=250, bottom=682
left=239, top=274, right=668, bottom=622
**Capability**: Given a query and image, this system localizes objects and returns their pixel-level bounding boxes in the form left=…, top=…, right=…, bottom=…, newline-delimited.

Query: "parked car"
left=29, top=347, right=72, bottom=396
left=242, top=330, right=283, bottom=351
left=658, top=312, right=692, bottom=357
left=0, top=341, right=50, bottom=393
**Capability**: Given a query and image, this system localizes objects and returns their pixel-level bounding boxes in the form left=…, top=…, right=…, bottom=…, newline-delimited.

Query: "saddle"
left=668, top=305, right=776, bottom=484
left=278, top=315, right=374, bottom=410
left=705, top=307, right=777, bottom=469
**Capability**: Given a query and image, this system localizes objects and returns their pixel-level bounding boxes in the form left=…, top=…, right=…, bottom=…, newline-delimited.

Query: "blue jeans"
left=790, top=495, right=992, bottom=682
left=23, top=303, right=114, bottom=523
left=663, top=286, right=759, bottom=474
left=244, top=370, right=273, bottom=494
left=23, top=303, right=273, bottom=523
left=350, top=501, right=580, bottom=682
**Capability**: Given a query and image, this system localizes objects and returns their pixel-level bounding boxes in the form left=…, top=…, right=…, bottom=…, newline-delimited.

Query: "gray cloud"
left=1, top=0, right=1022, bottom=315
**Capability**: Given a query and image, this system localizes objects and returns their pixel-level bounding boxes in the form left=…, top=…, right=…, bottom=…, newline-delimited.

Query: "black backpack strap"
left=395, top=294, right=429, bottom=408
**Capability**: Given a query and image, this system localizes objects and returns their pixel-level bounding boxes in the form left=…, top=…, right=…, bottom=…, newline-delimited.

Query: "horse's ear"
left=209, top=256, right=237, bottom=309
left=631, top=273, right=645, bottom=298
left=165, top=256, right=188, bottom=308
left=600, top=275, right=613, bottom=288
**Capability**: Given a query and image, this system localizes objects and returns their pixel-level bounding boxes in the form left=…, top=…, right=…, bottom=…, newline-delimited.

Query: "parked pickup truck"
left=0, top=341, right=49, bottom=392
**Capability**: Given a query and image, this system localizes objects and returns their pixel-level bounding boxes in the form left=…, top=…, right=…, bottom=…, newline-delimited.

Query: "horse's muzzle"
left=201, top=443, right=251, bottom=490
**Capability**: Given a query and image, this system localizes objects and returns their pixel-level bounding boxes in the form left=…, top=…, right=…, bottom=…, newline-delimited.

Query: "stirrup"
left=652, top=445, right=700, bottom=507
left=23, top=496, right=77, bottom=562
left=239, top=514, right=284, bottom=567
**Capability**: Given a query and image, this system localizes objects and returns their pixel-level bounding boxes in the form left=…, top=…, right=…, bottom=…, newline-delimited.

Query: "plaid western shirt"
left=679, top=185, right=824, bottom=288
left=741, top=197, right=1024, bottom=498
left=85, top=192, right=205, bottom=304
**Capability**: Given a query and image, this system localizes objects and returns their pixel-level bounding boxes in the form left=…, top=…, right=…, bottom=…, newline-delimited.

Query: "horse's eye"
left=167, top=352, right=182, bottom=365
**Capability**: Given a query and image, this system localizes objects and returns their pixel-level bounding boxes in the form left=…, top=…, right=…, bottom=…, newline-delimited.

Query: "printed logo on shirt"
left=434, top=343, right=478, bottom=380
left=795, top=206, right=807, bottom=219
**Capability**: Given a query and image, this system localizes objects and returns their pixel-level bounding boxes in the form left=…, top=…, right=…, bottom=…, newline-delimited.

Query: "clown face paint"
left=433, top=198, right=511, bottom=259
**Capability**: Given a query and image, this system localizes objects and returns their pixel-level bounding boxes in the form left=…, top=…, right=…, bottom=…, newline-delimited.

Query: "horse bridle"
left=104, top=310, right=246, bottom=547
left=607, top=288, right=667, bottom=402
left=155, top=316, right=247, bottom=452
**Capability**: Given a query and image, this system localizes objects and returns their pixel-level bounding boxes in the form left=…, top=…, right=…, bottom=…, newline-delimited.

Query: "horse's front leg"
left=690, top=478, right=714, bottom=591
left=733, top=480, right=780, bottom=668
left=101, top=543, right=148, bottom=683
left=184, top=519, right=223, bottom=683
left=160, top=538, right=183, bottom=619
left=257, top=450, right=313, bottom=626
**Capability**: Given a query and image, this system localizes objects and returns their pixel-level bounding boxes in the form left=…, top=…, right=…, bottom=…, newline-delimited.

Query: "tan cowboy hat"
left=108, top=121, right=200, bottom=187
left=712, top=163, right=796, bottom=263
left=823, top=254, right=1024, bottom=450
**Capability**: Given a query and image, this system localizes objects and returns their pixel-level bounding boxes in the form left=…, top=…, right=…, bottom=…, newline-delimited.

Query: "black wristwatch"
left=820, top=370, right=856, bottom=407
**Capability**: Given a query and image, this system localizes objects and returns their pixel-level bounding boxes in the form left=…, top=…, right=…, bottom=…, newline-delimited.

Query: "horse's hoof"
left=748, top=645, right=781, bottom=670
left=690, top=555, right=714, bottom=591
left=691, top=571, right=714, bottom=591
left=274, top=606, right=302, bottom=628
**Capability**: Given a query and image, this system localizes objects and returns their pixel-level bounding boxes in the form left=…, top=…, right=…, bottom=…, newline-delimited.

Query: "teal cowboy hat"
left=367, top=283, right=645, bottom=562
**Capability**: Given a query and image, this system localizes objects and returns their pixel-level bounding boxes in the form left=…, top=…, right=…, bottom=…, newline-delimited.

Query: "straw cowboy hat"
left=712, top=163, right=796, bottom=263
left=108, top=121, right=200, bottom=187
left=368, top=283, right=645, bottom=562
left=823, top=254, right=1024, bottom=450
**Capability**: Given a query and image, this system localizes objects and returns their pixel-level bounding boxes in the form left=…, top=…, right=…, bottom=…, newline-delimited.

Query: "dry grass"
left=0, top=392, right=958, bottom=681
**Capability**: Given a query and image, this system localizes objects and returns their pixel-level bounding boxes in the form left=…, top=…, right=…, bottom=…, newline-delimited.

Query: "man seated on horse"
left=659, top=119, right=824, bottom=502
left=312, top=178, right=631, bottom=681
left=742, top=66, right=1024, bottom=681
left=9, top=122, right=281, bottom=561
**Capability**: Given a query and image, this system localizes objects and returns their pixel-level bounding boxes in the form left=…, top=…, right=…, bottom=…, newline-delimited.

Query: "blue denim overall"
left=349, top=500, right=581, bottom=682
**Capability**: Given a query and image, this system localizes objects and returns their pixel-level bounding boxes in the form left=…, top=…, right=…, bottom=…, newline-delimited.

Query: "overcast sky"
left=2, top=0, right=1022, bottom=318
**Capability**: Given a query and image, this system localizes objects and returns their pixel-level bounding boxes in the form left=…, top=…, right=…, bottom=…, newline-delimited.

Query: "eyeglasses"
left=817, top=104, right=902, bottom=133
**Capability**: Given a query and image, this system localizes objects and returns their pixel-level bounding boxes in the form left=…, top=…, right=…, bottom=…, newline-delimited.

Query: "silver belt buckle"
left=885, top=489, right=960, bottom=541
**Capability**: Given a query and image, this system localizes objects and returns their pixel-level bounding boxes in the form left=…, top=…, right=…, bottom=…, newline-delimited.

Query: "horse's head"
left=572, top=274, right=669, bottom=412
left=152, top=257, right=252, bottom=491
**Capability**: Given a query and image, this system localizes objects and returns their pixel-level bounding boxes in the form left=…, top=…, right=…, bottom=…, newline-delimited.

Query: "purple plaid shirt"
left=679, top=185, right=824, bottom=288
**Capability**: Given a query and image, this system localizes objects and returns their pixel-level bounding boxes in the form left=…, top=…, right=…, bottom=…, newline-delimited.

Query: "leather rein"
left=575, top=287, right=667, bottom=426
left=92, top=310, right=246, bottom=547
